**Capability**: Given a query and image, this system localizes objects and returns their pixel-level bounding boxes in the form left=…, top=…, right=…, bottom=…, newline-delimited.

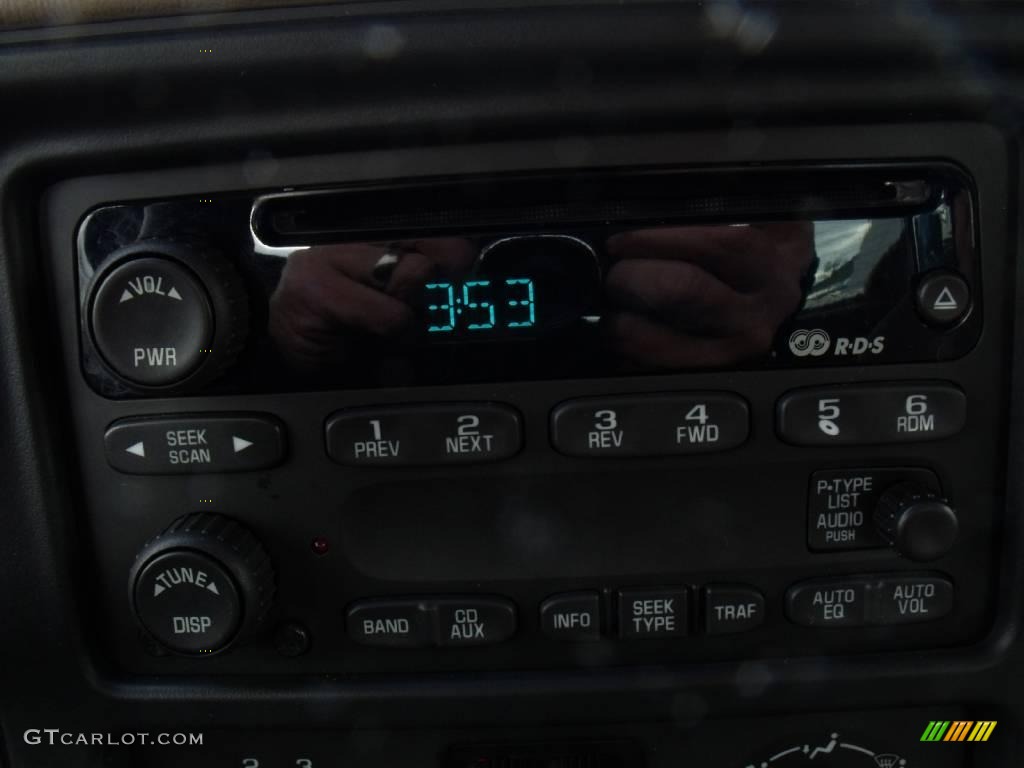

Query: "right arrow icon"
left=232, top=436, right=253, bottom=454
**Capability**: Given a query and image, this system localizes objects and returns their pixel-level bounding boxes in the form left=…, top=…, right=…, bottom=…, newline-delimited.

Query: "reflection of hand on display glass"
left=268, top=238, right=476, bottom=370
left=604, top=223, right=815, bottom=368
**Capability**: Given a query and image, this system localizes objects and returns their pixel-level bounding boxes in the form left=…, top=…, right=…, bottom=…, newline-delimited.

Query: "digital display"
left=424, top=278, right=537, bottom=334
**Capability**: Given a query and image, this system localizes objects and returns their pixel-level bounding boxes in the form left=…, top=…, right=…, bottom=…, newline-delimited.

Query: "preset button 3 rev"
left=551, top=393, right=749, bottom=458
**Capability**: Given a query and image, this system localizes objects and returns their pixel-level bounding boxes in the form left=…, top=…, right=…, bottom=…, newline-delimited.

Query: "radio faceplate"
left=75, top=165, right=979, bottom=398
left=45, top=126, right=1009, bottom=676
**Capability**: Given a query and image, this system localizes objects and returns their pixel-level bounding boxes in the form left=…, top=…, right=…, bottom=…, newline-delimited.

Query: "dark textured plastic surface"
left=0, top=3, right=1023, bottom=767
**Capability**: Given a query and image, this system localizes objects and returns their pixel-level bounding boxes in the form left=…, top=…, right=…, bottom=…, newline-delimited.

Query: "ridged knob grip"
left=875, top=482, right=959, bottom=562
left=130, top=513, right=275, bottom=655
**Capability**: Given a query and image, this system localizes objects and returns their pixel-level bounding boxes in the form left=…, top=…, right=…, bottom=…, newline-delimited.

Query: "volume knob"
left=130, top=513, right=275, bottom=655
left=875, top=482, right=959, bottom=562
left=87, top=241, right=248, bottom=392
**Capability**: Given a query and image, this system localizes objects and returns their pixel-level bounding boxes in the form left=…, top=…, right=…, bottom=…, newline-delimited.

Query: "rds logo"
left=788, top=328, right=885, bottom=358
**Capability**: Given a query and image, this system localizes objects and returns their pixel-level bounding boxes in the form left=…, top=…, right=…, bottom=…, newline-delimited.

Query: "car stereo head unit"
left=76, top=164, right=978, bottom=398
left=46, top=136, right=1007, bottom=676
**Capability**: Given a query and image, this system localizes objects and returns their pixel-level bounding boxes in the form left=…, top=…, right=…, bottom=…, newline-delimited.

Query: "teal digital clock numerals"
left=423, top=278, right=535, bottom=334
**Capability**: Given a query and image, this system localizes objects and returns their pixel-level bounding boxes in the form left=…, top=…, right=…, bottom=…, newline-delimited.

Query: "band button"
left=345, top=599, right=435, bottom=648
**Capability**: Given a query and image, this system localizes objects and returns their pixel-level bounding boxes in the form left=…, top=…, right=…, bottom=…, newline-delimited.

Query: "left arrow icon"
left=126, top=441, right=146, bottom=457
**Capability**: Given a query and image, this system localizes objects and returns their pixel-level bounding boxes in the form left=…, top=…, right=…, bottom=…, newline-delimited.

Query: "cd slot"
left=251, top=166, right=945, bottom=246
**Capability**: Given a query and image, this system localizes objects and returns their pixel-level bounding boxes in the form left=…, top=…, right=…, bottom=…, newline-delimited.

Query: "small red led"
left=311, top=536, right=330, bottom=556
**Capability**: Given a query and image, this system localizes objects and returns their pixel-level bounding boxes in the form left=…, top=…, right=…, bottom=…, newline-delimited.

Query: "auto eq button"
left=105, top=414, right=286, bottom=474
left=786, top=577, right=869, bottom=627
left=777, top=383, right=966, bottom=446
left=551, top=393, right=748, bottom=457
left=326, top=404, right=522, bottom=466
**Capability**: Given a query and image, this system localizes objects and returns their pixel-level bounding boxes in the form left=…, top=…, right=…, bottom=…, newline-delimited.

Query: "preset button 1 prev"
left=105, top=414, right=286, bottom=474
left=326, top=403, right=522, bottom=466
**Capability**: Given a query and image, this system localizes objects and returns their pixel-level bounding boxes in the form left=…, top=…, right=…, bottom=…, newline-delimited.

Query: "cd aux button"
left=436, top=598, right=517, bottom=647
left=326, top=403, right=522, bottom=466
left=551, top=393, right=749, bottom=458
left=777, top=383, right=966, bottom=446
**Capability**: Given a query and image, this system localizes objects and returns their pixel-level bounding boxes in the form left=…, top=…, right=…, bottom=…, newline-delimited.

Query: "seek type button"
left=617, top=588, right=689, bottom=639
left=326, top=404, right=522, bottom=466
left=808, top=468, right=942, bottom=551
left=105, top=414, right=286, bottom=474
left=436, top=598, right=517, bottom=647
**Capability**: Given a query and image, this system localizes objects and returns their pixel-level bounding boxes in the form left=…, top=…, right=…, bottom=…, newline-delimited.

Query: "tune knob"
left=87, top=241, right=248, bottom=391
left=874, top=482, right=959, bottom=562
left=130, top=513, right=274, bottom=655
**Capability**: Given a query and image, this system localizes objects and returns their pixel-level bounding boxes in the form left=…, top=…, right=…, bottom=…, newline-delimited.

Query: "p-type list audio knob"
left=130, top=513, right=274, bottom=655
left=88, top=242, right=248, bottom=391
left=874, top=482, right=959, bottom=562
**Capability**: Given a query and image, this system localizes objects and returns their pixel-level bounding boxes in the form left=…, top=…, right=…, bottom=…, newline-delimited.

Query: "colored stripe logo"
left=921, top=721, right=997, bottom=742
